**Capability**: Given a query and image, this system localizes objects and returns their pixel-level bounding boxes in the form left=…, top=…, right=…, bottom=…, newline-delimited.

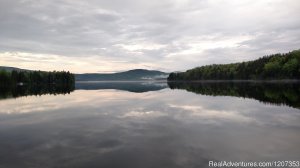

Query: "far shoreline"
left=167, top=79, right=300, bottom=83
left=75, top=80, right=167, bottom=83
left=75, top=79, right=300, bottom=83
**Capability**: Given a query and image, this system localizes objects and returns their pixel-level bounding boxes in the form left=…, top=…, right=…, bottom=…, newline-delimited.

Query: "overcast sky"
left=0, top=0, right=300, bottom=73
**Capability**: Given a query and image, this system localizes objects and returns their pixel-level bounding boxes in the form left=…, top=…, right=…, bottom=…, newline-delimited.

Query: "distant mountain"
left=0, top=66, right=28, bottom=72
left=75, top=69, right=169, bottom=81
left=0, top=66, right=169, bottom=81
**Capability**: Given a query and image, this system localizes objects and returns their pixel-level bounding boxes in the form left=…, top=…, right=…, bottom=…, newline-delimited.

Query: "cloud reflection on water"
left=0, top=88, right=299, bottom=167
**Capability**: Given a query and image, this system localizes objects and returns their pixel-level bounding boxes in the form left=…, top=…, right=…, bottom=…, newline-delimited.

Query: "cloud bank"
left=0, top=0, right=300, bottom=73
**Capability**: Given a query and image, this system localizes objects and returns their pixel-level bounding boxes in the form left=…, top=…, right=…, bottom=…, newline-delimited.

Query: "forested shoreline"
left=168, top=50, right=300, bottom=81
left=0, top=70, right=75, bottom=87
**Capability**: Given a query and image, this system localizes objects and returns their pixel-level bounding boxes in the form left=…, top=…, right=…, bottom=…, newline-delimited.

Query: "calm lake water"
left=0, top=82, right=300, bottom=168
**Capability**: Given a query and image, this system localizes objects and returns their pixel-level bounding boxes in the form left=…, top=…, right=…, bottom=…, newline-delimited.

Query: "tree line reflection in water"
left=168, top=81, right=300, bottom=109
left=0, top=81, right=299, bottom=109
left=0, top=84, right=74, bottom=99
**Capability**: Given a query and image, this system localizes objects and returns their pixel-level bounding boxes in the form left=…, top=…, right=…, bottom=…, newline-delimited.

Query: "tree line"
left=168, top=49, right=300, bottom=80
left=0, top=70, right=75, bottom=87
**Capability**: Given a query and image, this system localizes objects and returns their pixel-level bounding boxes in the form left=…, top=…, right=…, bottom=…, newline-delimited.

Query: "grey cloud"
left=0, top=0, right=300, bottom=72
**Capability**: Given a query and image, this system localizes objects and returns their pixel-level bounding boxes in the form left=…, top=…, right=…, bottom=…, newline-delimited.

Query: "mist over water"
left=0, top=82, right=299, bottom=168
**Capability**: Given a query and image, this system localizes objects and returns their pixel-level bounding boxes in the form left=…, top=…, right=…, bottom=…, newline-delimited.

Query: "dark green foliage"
left=0, top=70, right=75, bottom=87
left=168, top=50, right=300, bottom=80
left=168, top=81, right=300, bottom=109
left=0, top=70, right=11, bottom=86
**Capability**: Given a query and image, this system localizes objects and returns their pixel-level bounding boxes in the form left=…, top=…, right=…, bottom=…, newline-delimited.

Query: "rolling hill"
left=75, top=69, right=169, bottom=81
left=0, top=66, right=27, bottom=72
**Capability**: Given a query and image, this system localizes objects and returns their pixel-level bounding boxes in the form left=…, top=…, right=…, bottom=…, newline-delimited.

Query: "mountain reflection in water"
left=75, top=81, right=168, bottom=93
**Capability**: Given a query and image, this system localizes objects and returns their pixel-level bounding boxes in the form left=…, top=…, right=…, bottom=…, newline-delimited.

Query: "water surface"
left=0, top=82, right=299, bottom=168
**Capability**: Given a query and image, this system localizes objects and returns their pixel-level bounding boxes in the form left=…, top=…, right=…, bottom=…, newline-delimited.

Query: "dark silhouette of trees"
left=0, top=70, right=75, bottom=99
left=0, top=70, right=75, bottom=87
left=168, top=50, right=300, bottom=80
left=0, top=70, right=11, bottom=86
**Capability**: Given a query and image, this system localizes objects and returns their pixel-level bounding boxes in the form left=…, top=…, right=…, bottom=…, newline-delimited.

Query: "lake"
left=0, top=81, right=300, bottom=168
